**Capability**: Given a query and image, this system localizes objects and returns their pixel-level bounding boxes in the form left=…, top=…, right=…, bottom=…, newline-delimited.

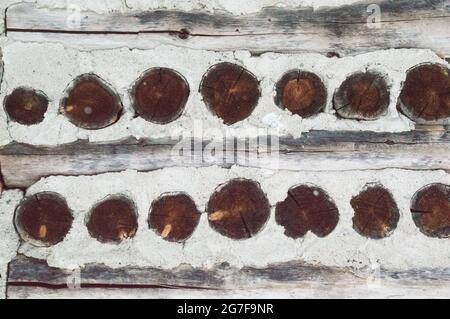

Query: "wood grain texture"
left=7, top=255, right=450, bottom=299
left=6, top=0, right=450, bottom=56
left=0, top=130, right=449, bottom=189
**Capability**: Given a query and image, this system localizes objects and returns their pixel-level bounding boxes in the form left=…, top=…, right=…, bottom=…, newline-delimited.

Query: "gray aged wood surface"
left=6, top=0, right=450, bottom=55
left=7, top=255, right=450, bottom=298
left=1, top=130, right=450, bottom=189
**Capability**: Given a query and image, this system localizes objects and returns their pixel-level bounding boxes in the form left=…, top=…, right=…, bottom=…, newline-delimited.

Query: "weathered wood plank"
left=6, top=0, right=450, bottom=56
left=0, top=130, right=449, bottom=189
left=7, top=255, right=450, bottom=299
left=9, top=285, right=450, bottom=299
left=7, top=0, right=449, bottom=34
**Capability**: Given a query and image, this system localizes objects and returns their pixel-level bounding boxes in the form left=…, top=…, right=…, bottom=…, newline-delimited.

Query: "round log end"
left=333, top=71, right=390, bottom=120
left=131, top=68, right=190, bottom=124
left=206, top=179, right=270, bottom=240
left=87, top=195, right=138, bottom=243
left=275, top=70, right=327, bottom=118
left=411, top=183, right=450, bottom=238
left=148, top=192, right=200, bottom=242
left=351, top=184, right=399, bottom=239
left=61, top=74, right=122, bottom=130
left=200, top=62, right=260, bottom=125
left=275, top=184, right=339, bottom=239
left=4, top=87, right=48, bottom=125
left=399, top=63, right=450, bottom=123
left=14, top=192, right=73, bottom=247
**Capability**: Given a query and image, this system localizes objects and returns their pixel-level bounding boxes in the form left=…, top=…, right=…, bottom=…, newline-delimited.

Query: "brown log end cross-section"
left=4, top=87, right=49, bottom=125
left=275, top=70, right=327, bottom=118
left=60, top=74, right=123, bottom=129
left=206, top=179, right=270, bottom=240
left=86, top=195, right=138, bottom=243
left=200, top=62, right=260, bottom=125
left=131, top=68, right=190, bottom=124
left=148, top=193, right=201, bottom=242
left=14, top=192, right=73, bottom=247
left=411, top=183, right=450, bottom=238
left=399, top=64, right=450, bottom=123
left=275, top=185, right=339, bottom=239
left=334, top=71, right=390, bottom=120
left=351, top=184, right=399, bottom=239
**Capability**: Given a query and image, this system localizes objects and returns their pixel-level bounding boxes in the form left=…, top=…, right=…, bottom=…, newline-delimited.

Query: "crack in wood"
left=0, top=130, right=449, bottom=188
left=5, top=1, right=450, bottom=55
left=8, top=254, right=450, bottom=295
left=7, top=281, right=219, bottom=291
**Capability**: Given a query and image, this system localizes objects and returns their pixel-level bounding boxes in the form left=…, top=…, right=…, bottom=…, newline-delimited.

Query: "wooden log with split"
left=200, top=63, right=261, bottom=125
left=398, top=63, right=450, bottom=124
left=411, top=183, right=450, bottom=238
left=333, top=71, right=390, bottom=120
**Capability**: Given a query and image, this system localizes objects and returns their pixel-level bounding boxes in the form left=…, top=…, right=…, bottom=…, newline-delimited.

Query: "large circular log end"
left=275, top=185, right=339, bottom=239
left=399, top=63, right=450, bottom=123
left=148, top=193, right=200, bottom=242
left=275, top=70, right=327, bottom=118
left=61, top=74, right=122, bottom=129
left=15, top=192, right=73, bottom=246
left=200, top=63, right=260, bottom=125
left=411, top=183, right=450, bottom=238
left=4, top=87, right=48, bottom=125
left=351, top=184, right=399, bottom=239
left=87, top=195, right=138, bottom=243
left=334, top=71, right=390, bottom=120
left=131, top=68, right=190, bottom=124
left=207, top=179, right=270, bottom=240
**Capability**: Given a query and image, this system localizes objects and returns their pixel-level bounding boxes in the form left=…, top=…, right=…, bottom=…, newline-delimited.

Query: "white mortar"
left=0, top=43, right=446, bottom=146
left=0, top=190, right=22, bottom=298
left=12, top=167, right=450, bottom=271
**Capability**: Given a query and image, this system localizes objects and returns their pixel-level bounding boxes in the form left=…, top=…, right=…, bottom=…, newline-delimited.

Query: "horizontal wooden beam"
left=6, top=0, right=450, bottom=55
left=0, top=130, right=449, bottom=189
left=7, top=255, right=450, bottom=298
